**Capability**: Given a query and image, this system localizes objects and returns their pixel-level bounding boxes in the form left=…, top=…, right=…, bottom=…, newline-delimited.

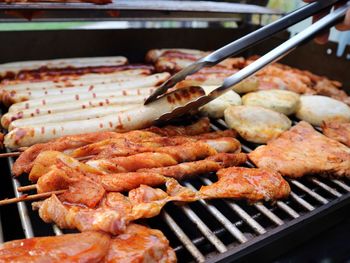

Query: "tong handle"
left=209, top=2, right=349, bottom=99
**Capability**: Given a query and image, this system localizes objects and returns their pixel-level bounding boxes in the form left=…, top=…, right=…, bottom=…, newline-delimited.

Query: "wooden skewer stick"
left=0, top=152, right=21, bottom=158
left=17, top=184, right=37, bottom=192
left=0, top=190, right=66, bottom=206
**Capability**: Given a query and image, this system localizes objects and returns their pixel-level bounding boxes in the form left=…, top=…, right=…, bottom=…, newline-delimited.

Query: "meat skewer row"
left=0, top=66, right=153, bottom=90
left=17, top=152, right=247, bottom=199
left=27, top=136, right=240, bottom=183
left=11, top=117, right=211, bottom=175
left=2, top=72, right=169, bottom=106
left=0, top=223, right=176, bottom=263
left=4, top=85, right=205, bottom=149
left=31, top=168, right=290, bottom=234
left=0, top=56, right=128, bottom=80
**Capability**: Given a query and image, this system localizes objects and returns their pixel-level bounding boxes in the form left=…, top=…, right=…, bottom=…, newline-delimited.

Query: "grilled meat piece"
left=105, top=224, right=177, bottom=263
left=0, top=231, right=110, bottom=263
left=13, top=130, right=159, bottom=176
left=199, top=167, right=290, bottom=202
left=140, top=153, right=247, bottom=180
left=322, top=120, right=350, bottom=147
left=13, top=118, right=210, bottom=176
left=249, top=121, right=350, bottom=178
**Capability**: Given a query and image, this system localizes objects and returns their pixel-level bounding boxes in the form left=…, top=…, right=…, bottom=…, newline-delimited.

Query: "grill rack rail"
left=1, top=118, right=350, bottom=262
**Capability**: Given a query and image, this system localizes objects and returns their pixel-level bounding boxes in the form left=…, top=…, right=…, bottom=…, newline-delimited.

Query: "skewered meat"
left=85, top=141, right=220, bottom=173
left=249, top=121, right=350, bottom=178
left=36, top=152, right=246, bottom=194
left=71, top=129, right=237, bottom=159
left=145, top=117, right=210, bottom=136
left=13, top=130, right=159, bottom=176
left=13, top=118, right=210, bottom=176
left=34, top=168, right=289, bottom=234
left=105, top=223, right=177, bottom=263
left=200, top=167, right=290, bottom=202
left=139, top=153, right=247, bottom=180
left=322, top=120, right=350, bottom=147
left=0, top=231, right=110, bottom=263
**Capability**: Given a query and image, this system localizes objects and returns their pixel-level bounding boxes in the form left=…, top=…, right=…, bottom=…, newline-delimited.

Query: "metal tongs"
left=145, top=0, right=349, bottom=121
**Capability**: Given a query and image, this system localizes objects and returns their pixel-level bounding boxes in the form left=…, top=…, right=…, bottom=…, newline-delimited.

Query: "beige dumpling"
left=296, top=95, right=350, bottom=126
left=224, top=105, right=291, bottom=143
left=231, top=76, right=259, bottom=94
left=242, top=89, right=300, bottom=115
left=200, top=87, right=242, bottom=118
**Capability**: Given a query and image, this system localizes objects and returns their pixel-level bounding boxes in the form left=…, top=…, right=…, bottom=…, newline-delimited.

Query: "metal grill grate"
left=1, top=118, right=350, bottom=262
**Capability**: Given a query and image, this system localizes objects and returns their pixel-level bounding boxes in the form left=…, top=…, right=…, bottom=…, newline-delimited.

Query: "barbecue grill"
left=0, top=1, right=350, bottom=262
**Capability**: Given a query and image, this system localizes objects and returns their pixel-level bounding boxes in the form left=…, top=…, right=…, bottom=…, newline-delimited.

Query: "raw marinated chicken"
left=322, top=120, right=350, bottom=147
left=249, top=121, right=350, bottom=178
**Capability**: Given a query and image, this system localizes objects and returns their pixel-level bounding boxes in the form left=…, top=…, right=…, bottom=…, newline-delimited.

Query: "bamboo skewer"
left=0, top=190, right=66, bottom=206
left=0, top=152, right=21, bottom=158
left=17, top=184, right=37, bottom=192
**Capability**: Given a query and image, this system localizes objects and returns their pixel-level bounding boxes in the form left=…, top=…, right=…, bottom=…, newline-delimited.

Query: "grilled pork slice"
left=322, top=120, right=350, bottom=147
left=199, top=167, right=290, bottom=202
left=249, top=121, right=350, bottom=178
left=105, top=224, right=177, bottom=263
left=12, top=118, right=210, bottom=176
left=0, top=231, right=110, bottom=262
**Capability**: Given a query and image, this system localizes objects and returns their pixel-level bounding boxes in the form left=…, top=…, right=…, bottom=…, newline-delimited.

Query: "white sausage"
left=3, top=73, right=169, bottom=105
left=7, top=86, right=155, bottom=113
left=2, top=94, right=149, bottom=128
left=8, top=104, right=139, bottom=130
left=4, top=86, right=205, bottom=149
left=0, top=56, right=127, bottom=77
left=1, top=69, right=151, bottom=92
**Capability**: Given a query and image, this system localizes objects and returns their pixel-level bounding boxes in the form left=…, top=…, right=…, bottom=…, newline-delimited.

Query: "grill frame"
left=0, top=26, right=350, bottom=262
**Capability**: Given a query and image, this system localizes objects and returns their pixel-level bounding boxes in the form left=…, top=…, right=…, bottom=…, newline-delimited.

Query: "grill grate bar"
left=276, top=201, right=300, bottom=218
left=289, top=192, right=314, bottom=211
left=0, top=214, right=3, bottom=243
left=185, top=182, right=248, bottom=243
left=289, top=179, right=328, bottom=204
left=162, top=211, right=206, bottom=263
left=201, top=178, right=267, bottom=235
left=331, top=179, right=350, bottom=192
left=52, top=225, right=63, bottom=236
left=253, top=203, right=284, bottom=226
left=203, top=173, right=271, bottom=237
left=7, top=156, right=34, bottom=239
left=180, top=205, right=228, bottom=253
left=309, top=178, right=342, bottom=197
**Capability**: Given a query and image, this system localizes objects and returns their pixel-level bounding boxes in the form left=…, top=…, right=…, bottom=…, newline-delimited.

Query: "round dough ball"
left=200, top=88, right=242, bottom=118
left=242, top=89, right=300, bottom=115
left=296, top=95, right=350, bottom=126
left=224, top=105, right=291, bottom=143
